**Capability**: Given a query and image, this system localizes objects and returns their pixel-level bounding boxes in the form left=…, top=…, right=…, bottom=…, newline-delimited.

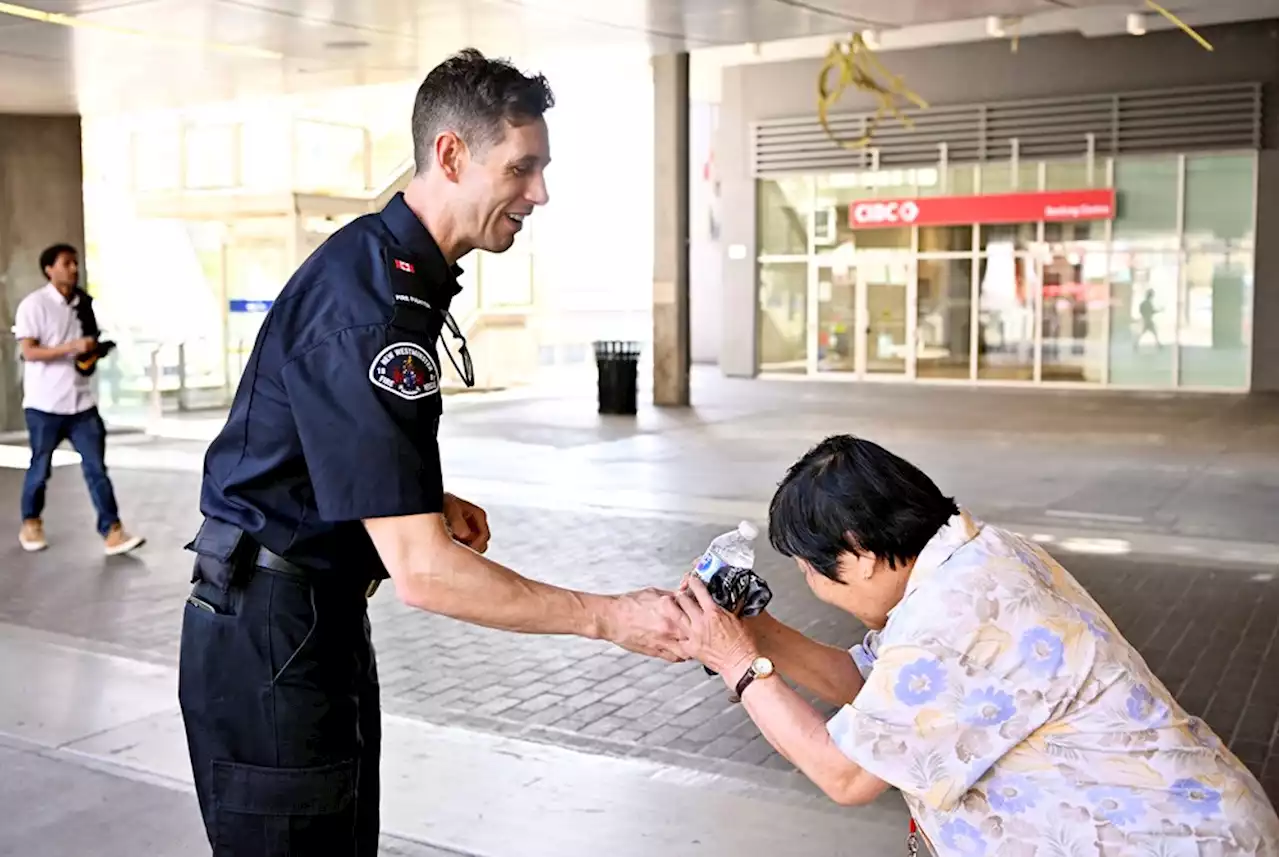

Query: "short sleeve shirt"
left=827, top=513, right=1278, bottom=857
left=13, top=284, right=96, bottom=415
left=198, top=193, right=462, bottom=574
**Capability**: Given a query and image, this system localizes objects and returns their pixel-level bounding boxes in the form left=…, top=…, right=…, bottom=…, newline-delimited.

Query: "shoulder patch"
left=368, top=341, right=440, bottom=400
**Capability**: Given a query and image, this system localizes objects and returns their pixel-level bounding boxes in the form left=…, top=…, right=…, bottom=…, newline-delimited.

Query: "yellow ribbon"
left=816, top=33, right=929, bottom=151
left=1144, top=0, right=1214, bottom=51
left=816, top=6, right=1209, bottom=151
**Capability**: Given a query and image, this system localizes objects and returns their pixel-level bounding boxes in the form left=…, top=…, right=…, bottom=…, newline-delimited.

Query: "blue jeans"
left=22, top=407, right=120, bottom=536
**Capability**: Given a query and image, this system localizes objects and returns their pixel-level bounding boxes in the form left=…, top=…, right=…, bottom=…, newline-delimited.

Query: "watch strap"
left=731, top=662, right=759, bottom=702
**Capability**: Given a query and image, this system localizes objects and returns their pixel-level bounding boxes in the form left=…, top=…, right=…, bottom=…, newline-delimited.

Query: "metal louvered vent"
left=751, top=83, right=1263, bottom=176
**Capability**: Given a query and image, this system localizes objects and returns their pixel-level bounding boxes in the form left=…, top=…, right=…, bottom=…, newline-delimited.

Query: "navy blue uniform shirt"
left=199, top=193, right=461, bottom=575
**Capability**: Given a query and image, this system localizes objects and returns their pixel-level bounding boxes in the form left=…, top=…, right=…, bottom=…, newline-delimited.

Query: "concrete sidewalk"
left=0, top=622, right=907, bottom=857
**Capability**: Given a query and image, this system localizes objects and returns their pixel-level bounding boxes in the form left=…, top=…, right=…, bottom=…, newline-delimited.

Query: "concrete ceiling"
left=0, top=0, right=1275, bottom=115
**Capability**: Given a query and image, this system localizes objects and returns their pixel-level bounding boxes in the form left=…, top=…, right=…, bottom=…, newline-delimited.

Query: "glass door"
left=1036, top=239, right=1109, bottom=384
left=857, top=254, right=911, bottom=376
left=816, top=263, right=857, bottom=373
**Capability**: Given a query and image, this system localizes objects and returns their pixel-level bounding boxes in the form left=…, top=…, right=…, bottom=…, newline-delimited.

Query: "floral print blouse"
left=827, top=512, right=1277, bottom=856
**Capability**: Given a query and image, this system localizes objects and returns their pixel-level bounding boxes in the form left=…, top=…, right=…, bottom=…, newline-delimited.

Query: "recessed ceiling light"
left=325, top=40, right=370, bottom=50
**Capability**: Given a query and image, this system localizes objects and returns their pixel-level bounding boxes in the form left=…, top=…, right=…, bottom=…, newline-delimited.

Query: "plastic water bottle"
left=694, top=521, right=758, bottom=591
left=692, top=521, right=761, bottom=676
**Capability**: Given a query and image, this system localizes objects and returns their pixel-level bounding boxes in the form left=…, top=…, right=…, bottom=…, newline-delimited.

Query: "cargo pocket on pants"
left=211, top=758, right=357, bottom=856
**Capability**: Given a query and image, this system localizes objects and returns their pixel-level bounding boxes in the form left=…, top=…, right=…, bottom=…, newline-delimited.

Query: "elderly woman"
left=673, top=435, right=1277, bottom=856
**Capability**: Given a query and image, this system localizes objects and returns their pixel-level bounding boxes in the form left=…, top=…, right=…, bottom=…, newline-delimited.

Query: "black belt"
left=253, top=545, right=381, bottom=599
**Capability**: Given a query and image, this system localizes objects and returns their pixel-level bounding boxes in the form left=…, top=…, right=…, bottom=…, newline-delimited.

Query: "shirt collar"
left=889, top=509, right=984, bottom=619
left=378, top=192, right=464, bottom=290
left=45, top=282, right=78, bottom=306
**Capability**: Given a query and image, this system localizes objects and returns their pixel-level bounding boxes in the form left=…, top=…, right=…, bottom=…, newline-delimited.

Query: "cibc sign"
left=847, top=189, right=1117, bottom=230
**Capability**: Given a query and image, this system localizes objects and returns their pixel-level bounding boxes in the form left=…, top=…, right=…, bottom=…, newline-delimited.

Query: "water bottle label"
left=694, top=551, right=725, bottom=582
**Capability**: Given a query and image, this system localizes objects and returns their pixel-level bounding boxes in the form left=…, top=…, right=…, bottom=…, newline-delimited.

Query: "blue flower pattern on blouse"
left=986, top=775, right=1040, bottom=814
left=1086, top=787, right=1145, bottom=826
left=894, top=657, right=946, bottom=706
left=1018, top=627, right=1064, bottom=676
left=1125, top=683, right=1170, bottom=726
left=822, top=513, right=1277, bottom=857
left=959, top=687, right=1016, bottom=727
left=939, top=819, right=986, bottom=857
left=1171, top=778, right=1223, bottom=818
left=1074, top=605, right=1111, bottom=642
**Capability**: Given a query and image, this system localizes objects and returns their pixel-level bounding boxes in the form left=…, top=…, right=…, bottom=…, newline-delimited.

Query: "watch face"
left=752, top=656, right=774, bottom=678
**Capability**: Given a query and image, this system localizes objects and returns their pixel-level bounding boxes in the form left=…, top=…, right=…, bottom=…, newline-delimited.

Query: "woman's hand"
left=673, top=574, right=759, bottom=682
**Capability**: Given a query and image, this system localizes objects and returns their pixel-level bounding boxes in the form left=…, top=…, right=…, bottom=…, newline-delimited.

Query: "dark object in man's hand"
left=702, top=566, right=773, bottom=676
left=75, top=340, right=116, bottom=377
left=70, top=286, right=114, bottom=376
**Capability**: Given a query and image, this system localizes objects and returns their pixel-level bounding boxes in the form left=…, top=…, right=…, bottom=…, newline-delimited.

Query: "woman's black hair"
left=768, top=435, right=958, bottom=582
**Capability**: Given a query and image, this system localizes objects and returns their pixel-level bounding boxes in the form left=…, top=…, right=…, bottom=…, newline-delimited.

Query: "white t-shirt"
left=12, top=283, right=96, bottom=415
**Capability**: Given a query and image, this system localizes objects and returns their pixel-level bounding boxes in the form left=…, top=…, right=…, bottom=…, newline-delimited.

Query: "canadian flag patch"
left=394, top=259, right=415, bottom=273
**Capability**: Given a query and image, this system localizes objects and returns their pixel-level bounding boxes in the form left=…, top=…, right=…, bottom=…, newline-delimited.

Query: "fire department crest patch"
left=368, top=342, right=439, bottom=400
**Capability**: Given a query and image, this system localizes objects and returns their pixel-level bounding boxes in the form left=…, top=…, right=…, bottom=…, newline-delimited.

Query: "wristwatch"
left=730, top=656, right=775, bottom=703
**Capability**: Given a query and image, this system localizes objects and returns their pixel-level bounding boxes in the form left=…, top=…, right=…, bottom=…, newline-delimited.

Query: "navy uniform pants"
left=178, top=557, right=381, bottom=855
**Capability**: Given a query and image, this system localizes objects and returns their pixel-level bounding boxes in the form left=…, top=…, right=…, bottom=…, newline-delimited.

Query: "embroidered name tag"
left=368, top=341, right=440, bottom=400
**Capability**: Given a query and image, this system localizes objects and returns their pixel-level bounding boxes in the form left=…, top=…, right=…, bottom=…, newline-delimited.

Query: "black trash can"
left=592, top=340, right=640, bottom=415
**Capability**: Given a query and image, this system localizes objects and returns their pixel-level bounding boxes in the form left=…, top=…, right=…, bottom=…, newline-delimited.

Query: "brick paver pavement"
left=0, top=466, right=1274, bottom=804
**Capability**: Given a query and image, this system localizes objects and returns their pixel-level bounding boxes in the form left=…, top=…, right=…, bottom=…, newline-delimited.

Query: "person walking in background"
left=12, top=243, right=144, bottom=555
left=1137, top=287, right=1162, bottom=348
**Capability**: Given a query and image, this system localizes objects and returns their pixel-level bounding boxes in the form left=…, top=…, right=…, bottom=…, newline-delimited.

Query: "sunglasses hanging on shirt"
left=438, top=309, right=475, bottom=389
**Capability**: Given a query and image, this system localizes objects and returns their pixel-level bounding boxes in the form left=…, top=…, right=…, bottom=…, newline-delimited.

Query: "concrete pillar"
left=0, top=115, right=85, bottom=432
left=652, top=52, right=690, bottom=407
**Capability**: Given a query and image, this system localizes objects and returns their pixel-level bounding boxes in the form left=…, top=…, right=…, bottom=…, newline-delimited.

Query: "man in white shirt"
left=12, top=244, right=144, bottom=555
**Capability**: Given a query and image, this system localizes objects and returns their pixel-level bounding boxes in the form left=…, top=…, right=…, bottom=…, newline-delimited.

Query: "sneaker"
left=104, top=523, right=145, bottom=556
left=19, top=519, right=47, bottom=552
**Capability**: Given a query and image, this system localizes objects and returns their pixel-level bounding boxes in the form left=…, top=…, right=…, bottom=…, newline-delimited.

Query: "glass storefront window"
left=862, top=255, right=912, bottom=374
left=1038, top=241, right=1108, bottom=383
left=1044, top=159, right=1099, bottom=190
left=754, top=151, right=1258, bottom=391
left=919, top=226, right=972, bottom=253
left=917, top=258, right=973, bottom=379
left=184, top=124, right=239, bottom=189
left=758, top=262, right=808, bottom=373
left=1108, top=248, right=1177, bottom=387
left=817, top=264, right=856, bottom=372
left=1044, top=220, right=1106, bottom=243
left=240, top=118, right=291, bottom=191
left=294, top=121, right=368, bottom=194
left=1113, top=157, right=1178, bottom=245
left=977, top=252, right=1036, bottom=380
left=1178, top=251, right=1253, bottom=389
left=855, top=227, right=912, bottom=250
left=131, top=126, right=182, bottom=192
left=1184, top=154, right=1255, bottom=250
left=980, top=161, right=1040, bottom=193
left=981, top=223, right=1037, bottom=253
left=758, top=178, right=811, bottom=255
left=934, top=164, right=976, bottom=196
left=814, top=172, right=916, bottom=253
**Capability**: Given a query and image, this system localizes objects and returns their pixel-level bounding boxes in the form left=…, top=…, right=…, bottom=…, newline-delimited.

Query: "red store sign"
left=847, top=189, right=1116, bottom=230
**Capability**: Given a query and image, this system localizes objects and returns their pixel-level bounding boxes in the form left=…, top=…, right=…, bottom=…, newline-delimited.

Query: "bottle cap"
left=738, top=521, right=758, bottom=541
